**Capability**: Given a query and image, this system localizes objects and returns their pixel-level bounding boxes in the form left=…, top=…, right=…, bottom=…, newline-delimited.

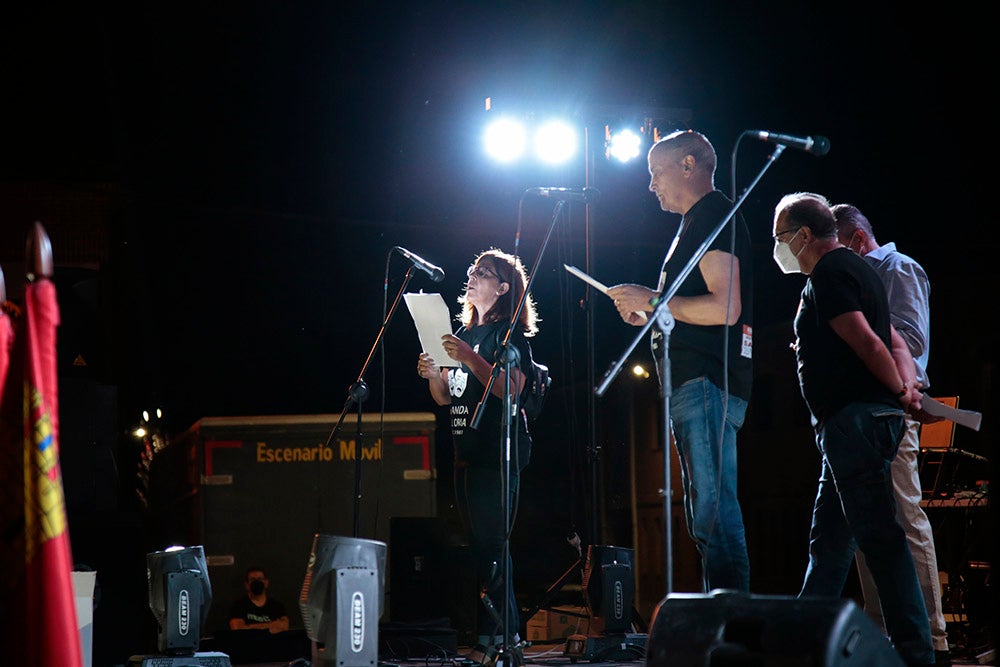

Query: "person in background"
left=607, top=129, right=754, bottom=592
left=228, top=566, right=290, bottom=634
left=772, top=192, right=934, bottom=667
left=417, top=248, right=538, bottom=658
left=834, top=203, right=949, bottom=666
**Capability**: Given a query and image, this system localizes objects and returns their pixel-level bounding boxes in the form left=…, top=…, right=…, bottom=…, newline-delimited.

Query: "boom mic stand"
left=469, top=195, right=571, bottom=667
left=596, top=143, right=786, bottom=596
left=324, top=262, right=418, bottom=538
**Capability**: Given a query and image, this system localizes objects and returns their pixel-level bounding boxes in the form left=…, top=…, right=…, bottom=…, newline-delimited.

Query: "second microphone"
left=395, top=246, right=445, bottom=282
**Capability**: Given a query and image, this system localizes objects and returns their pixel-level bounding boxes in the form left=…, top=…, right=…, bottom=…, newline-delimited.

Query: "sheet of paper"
left=921, top=395, right=982, bottom=432
left=403, top=292, right=458, bottom=367
left=564, top=264, right=610, bottom=295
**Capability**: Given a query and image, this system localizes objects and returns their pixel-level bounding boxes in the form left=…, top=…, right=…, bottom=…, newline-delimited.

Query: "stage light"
left=582, top=544, right=636, bottom=633
left=147, top=546, right=212, bottom=653
left=631, top=364, right=650, bottom=379
left=483, top=117, right=527, bottom=163
left=299, top=534, right=387, bottom=667
left=129, top=545, right=231, bottom=667
left=608, top=128, right=643, bottom=163
left=482, top=98, right=690, bottom=169
left=564, top=544, right=646, bottom=661
left=533, top=120, right=577, bottom=165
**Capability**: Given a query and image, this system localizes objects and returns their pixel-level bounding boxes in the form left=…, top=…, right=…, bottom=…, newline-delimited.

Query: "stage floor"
left=166, top=618, right=995, bottom=667
left=230, top=639, right=994, bottom=667
left=435, top=641, right=992, bottom=667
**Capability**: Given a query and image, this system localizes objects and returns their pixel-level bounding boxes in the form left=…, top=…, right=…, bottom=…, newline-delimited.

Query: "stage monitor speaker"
left=389, top=517, right=449, bottom=622
left=646, top=590, right=904, bottom=667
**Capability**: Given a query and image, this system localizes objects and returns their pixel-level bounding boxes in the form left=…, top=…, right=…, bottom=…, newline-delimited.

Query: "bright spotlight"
left=631, top=364, right=650, bottom=379
left=533, top=120, right=577, bottom=165
left=483, top=117, right=527, bottom=163
left=609, top=128, right=643, bottom=163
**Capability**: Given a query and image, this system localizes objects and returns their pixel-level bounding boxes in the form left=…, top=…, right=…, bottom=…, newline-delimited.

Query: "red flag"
left=0, top=266, right=12, bottom=404
left=0, top=304, right=11, bottom=406
left=23, top=274, right=83, bottom=666
left=0, top=277, right=26, bottom=662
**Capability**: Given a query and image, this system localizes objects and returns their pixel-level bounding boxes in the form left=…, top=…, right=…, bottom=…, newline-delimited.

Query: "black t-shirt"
left=794, top=246, right=897, bottom=423
left=229, top=596, right=287, bottom=625
left=447, top=321, right=532, bottom=470
left=652, top=190, right=753, bottom=400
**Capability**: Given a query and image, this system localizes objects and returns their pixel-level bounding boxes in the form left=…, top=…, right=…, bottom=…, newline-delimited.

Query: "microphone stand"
left=324, top=264, right=417, bottom=538
left=596, top=144, right=785, bottom=596
left=469, top=196, right=570, bottom=666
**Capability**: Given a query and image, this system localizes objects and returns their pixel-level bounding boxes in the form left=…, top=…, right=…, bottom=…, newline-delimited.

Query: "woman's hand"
left=417, top=352, right=441, bottom=379
left=419, top=352, right=451, bottom=406
left=441, top=334, right=474, bottom=365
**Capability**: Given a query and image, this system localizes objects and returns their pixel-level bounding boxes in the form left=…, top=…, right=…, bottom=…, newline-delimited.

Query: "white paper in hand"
left=403, top=292, right=458, bottom=368
left=921, top=396, right=983, bottom=432
left=564, top=264, right=609, bottom=294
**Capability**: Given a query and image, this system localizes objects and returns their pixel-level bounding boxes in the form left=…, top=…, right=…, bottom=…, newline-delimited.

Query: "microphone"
left=527, top=186, right=600, bottom=204
left=394, top=246, right=445, bottom=282
left=947, top=447, right=989, bottom=464
left=752, top=130, right=831, bottom=156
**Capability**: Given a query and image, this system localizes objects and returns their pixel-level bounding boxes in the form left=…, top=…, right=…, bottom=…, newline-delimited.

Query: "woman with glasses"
left=416, top=247, right=539, bottom=657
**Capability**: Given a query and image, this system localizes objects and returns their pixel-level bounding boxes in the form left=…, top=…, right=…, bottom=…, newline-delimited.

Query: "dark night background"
left=2, top=3, right=995, bottom=664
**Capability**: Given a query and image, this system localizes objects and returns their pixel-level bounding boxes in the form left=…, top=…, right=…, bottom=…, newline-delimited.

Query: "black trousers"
left=454, top=463, right=521, bottom=642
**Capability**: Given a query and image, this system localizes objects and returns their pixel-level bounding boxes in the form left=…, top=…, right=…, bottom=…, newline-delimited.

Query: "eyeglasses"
left=467, top=265, right=501, bottom=281
left=772, top=226, right=802, bottom=242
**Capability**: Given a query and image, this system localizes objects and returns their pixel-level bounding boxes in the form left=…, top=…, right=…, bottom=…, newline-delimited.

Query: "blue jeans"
left=669, top=377, right=749, bottom=592
left=455, top=464, right=520, bottom=643
left=799, top=402, right=934, bottom=667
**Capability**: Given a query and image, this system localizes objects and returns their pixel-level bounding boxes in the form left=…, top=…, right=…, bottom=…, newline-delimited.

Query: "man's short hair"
left=832, top=203, right=875, bottom=241
left=775, top=192, right=837, bottom=238
left=650, top=129, right=717, bottom=177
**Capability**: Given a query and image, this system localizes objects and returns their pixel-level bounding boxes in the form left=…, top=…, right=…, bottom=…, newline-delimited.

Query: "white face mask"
left=772, top=228, right=803, bottom=274
left=846, top=231, right=861, bottom=254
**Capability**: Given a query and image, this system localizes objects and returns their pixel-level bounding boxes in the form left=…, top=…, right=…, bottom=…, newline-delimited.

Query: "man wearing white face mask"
left=772, top=193, right=935, bottom=667
left=833, top=204, right=949, bottom=666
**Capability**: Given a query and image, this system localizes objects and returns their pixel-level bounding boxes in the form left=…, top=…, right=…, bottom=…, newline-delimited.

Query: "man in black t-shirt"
left=608, top=130, right=753, bottom=592
left=228, top=566, right=289, bottom=634
left=772, top=192, right=934, bottom=667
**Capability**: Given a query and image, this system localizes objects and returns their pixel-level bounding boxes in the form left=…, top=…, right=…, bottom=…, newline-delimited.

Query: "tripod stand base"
left=128, top=652, right=232, bottom=667
left=467, top=642, right=525, bottom=667
left=564, top=633, right=646, bottom=662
